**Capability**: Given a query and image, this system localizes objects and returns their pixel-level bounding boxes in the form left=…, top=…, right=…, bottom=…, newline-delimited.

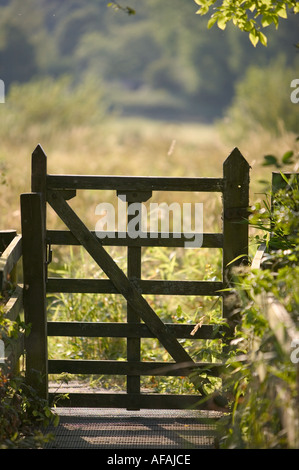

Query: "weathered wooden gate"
left=21, top=145, right=249, bottom=409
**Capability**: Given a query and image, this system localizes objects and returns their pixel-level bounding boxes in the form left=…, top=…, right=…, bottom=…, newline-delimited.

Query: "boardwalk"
left=45, top=407, right=220, bottom=449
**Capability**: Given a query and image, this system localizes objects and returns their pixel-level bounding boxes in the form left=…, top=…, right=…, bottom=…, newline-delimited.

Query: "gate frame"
left=21, top=144, right=250, bottom=409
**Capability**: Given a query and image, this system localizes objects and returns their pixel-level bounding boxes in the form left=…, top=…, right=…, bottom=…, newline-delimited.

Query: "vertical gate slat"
left=126, top=200, right=142, bottom=408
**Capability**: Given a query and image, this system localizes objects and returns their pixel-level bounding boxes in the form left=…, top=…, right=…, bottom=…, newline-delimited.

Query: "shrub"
left=221, top=58, right=299, bottom=136
left=0, top=369, right=58, bottom=449
left=0, top=75, right=107, bottom=143
left=0, top=304, right=58, bottom=448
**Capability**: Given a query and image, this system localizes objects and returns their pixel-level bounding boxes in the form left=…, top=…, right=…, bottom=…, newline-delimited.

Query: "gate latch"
left=45, top=240, right=52, bottom=280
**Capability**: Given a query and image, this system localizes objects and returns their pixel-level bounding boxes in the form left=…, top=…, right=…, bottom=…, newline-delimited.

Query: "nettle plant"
left=219, top=161, right=299, bottom=448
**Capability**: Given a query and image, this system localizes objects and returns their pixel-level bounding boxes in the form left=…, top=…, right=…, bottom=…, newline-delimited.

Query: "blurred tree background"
left=0, top=0, right=298, bottom=126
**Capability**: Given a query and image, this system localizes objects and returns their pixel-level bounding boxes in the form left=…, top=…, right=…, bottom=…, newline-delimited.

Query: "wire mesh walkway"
left=45, top=408, right=221, bottom=449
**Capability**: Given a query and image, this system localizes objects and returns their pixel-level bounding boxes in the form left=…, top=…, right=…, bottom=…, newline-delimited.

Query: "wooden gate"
left=21, top=145, right=250, bottom=409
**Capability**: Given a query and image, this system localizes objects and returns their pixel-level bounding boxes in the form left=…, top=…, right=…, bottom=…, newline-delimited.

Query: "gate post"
left=21, top=193, right=48, bottom=399
left=222, top=148, right=250, bottom=324
left=21, top=145, right=48, bottom=399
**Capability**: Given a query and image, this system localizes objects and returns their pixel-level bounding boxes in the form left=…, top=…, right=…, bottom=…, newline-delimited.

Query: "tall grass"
left=219, top=174, right=299, bottom=448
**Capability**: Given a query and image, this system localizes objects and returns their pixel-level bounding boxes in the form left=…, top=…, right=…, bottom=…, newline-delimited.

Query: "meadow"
left=2, top=112, right=297, bottom=232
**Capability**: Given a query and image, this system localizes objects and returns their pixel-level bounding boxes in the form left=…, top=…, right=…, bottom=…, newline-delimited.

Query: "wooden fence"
left=2, top=144, right=250, bottom=410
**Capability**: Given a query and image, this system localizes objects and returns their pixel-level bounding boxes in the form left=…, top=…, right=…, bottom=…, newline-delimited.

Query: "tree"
left=0, top=23, right=38, bottom=87
left=106, top=0, right=298, bottom=47
left=194, top=0, right=299, bottom=46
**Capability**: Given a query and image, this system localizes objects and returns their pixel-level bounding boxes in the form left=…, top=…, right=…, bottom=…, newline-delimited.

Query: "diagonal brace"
left=47, top=190, right=196, bottom=370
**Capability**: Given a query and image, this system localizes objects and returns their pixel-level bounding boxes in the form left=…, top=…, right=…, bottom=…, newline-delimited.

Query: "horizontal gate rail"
left=48, top=359, right=221, bottom=376
left=47, top=278, right=223, bottom=295
left=47, top=321, right=222, bottom=339
left=47, top=229, right=223, bottom=248
left=47, top=175, right=224, bottom=192
left=47, top=392, right=203, bottom=410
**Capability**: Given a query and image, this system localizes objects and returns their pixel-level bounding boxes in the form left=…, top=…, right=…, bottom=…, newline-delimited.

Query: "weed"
left=0, top=304, right=58, bottom=448
left=219, top=167, right=299, bottom=448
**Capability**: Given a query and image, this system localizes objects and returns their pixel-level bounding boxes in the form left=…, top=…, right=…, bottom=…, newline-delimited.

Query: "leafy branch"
left=194, top=0, right=299, bottom=46
left=106, top=1, right=136, bottom=15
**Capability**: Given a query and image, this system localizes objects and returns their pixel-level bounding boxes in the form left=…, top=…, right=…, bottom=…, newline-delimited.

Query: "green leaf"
left=282, top=150, right=294, bottom=164
left=261, top=15, right=273, bottom=27
left=107, top=2, right=135, bottom=15
left=279, top=171, right=291, bottom=184
left=277, top=5, right=287, bottom=18
left=207, top=15, right=218, bottom=28
left=262, top=154, right=280, bottom=167
left=44, top=408, right=52, bottom=418
left=258, top=179, right=270, bottom=185
left=126, top=7, right=135, bottom=15
left=197, top=3, right=211, bottom=15
left=258, top=31, right=268, bottom=46
left=226, top=253, right=250, bottom=266
left=217, top=16, right=228, bottom=30
left=249, top=31, right=259, bottom=46
left=53, top=414, right=60, bottom=427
